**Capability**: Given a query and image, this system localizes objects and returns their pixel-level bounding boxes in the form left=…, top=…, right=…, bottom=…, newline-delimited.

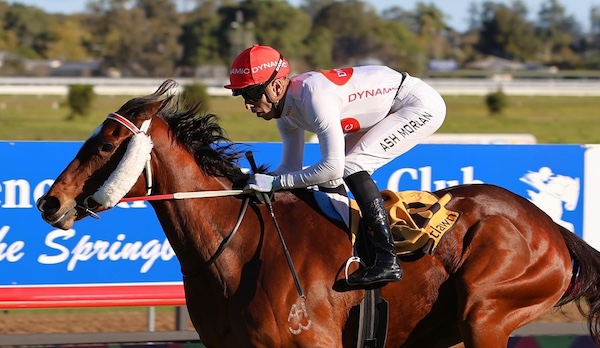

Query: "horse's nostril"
left=38, top=195, right=61, bottom=215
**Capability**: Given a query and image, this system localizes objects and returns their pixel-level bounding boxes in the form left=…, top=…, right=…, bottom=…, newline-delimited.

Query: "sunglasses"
left=235, top=83, right=268, bottom=103
left=233, top=54, right=284, bottom=103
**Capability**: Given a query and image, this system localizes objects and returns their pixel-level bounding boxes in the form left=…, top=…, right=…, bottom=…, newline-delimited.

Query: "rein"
left=119, top=189, right=247, bottom=202
left=120, top=191, right=252, bottom=273
left=101, top=114, right=303, bottom=294
left=104, top=112, right=254, bottom=269
left=246, top=152, right=306, bottom=299
left=119, top=191, right=251, bottom=272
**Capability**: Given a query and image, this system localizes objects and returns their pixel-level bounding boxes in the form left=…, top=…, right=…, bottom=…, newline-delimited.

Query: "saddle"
left=381, top=189, right=460, bottom=255
left=316, top=189, right=461, bottom=256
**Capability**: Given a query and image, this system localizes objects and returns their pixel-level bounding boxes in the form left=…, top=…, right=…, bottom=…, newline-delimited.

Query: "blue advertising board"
left=0, top=141, right=176, bottom=287
left=0, top=141, right=587, bottom=288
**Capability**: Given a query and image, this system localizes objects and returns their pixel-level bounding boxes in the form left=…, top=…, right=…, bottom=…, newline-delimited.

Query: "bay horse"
left=37, top=79, right=600, bottom=348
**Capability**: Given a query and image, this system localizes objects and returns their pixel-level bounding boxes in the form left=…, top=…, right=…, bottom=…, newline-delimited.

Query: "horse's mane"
left=119, top=79, right=247, bottom=183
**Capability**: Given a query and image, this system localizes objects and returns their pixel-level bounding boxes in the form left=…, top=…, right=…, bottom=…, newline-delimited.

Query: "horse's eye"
left=100, top=143, right=115, bottom=153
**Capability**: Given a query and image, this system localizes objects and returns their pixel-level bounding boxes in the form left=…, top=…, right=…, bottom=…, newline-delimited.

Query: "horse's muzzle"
left=37, top=195, right=79, bottom=230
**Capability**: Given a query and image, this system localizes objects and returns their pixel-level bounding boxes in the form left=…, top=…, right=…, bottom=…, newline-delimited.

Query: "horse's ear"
left=138, top=96, right=173, bottom=120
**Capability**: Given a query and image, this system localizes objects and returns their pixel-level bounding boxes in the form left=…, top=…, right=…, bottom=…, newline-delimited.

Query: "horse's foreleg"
left=454, top=216, right=569, bottom=348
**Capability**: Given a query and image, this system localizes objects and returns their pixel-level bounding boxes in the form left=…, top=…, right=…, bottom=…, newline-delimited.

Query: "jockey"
left=225, top=44, right=446, bottom=288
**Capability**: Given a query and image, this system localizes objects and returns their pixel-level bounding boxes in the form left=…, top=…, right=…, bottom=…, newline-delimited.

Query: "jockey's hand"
left=245, top=173, right=281, bottom=193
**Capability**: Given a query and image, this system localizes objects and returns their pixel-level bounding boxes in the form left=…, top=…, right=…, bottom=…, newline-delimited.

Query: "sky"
left=8, top=0, right=600, bottom=32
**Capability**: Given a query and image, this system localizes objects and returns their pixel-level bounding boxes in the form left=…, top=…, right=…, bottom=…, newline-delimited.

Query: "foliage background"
left=0, top=0, right=598, bottom=77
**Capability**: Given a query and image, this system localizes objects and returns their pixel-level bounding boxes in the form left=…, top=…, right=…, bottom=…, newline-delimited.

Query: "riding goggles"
left=233, top=54, right=284, bottom=103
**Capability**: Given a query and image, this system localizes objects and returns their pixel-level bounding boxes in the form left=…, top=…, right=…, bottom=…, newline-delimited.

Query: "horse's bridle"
left=79, top=112, right=154, bottom=216
left=102, top=112, right=251, bottom=271
left=106, top=112, right=154, bottom=195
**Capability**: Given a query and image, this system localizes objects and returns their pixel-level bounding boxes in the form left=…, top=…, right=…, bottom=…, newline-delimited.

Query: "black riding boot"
left=345, top=171, right=403, bottom=287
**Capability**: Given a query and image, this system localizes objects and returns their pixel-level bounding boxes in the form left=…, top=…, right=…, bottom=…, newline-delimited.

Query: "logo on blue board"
left=520, top=166, right=580, bottom=233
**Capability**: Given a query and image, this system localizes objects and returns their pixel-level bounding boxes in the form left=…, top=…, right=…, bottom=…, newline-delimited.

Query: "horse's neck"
left=150, top=136, right=241, bottom=278
left=153, top=142, right=230, bottom=192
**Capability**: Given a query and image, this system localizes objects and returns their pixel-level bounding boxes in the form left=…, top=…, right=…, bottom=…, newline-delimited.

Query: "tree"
left=592, top=5, right=600, bottom=37
left=46, top=17, right=93, bottom=61
left=0, top=2, right=16, bottom=51
left=476, top=1, right=540, bottom=61
left=589, top=6, right=600, bottom=61
left=88, top=0, right=181, bottom=76
left=3, top=4, right=56, bottom=58
left=135, top=0, right=182, bottom=76
left=414, top=2, right=451, bottom=59
left=311, top=1, right=382, bottom=67
left=87, top=0, right=144, bottom=75
left=371, top=19, right=423, bottom=74
left=306, top=1, right=424, bottom=72
left=298, top=0, right=335, bottom=19
left=303, top=26, right=334, bottom=69
left=179, top=13, right=224, bottom=70
left=536, top=0, right=582, bottom=67
left=238, top=0, right=311, bottom=63
left=467, top=2, right=480, bottom=32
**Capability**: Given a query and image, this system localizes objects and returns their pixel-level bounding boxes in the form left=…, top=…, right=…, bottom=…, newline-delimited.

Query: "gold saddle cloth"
left=350, top=190, right=461, bottom=255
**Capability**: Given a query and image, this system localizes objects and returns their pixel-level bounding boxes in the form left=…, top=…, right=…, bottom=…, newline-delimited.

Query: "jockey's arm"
left=274, top=123, right=305, bottom=175
left=274, top=102, right=346, bottom=189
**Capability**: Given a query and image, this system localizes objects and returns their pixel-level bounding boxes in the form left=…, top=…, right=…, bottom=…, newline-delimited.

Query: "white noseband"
left=91, top=113, right=154, bottom=207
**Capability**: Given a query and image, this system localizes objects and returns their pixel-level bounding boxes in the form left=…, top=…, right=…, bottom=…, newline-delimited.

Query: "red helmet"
left=224, top=44, right=291, bottom=90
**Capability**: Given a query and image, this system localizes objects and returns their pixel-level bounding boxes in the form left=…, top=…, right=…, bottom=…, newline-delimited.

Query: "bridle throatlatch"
left=92, top=112, right=154, bottom=207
